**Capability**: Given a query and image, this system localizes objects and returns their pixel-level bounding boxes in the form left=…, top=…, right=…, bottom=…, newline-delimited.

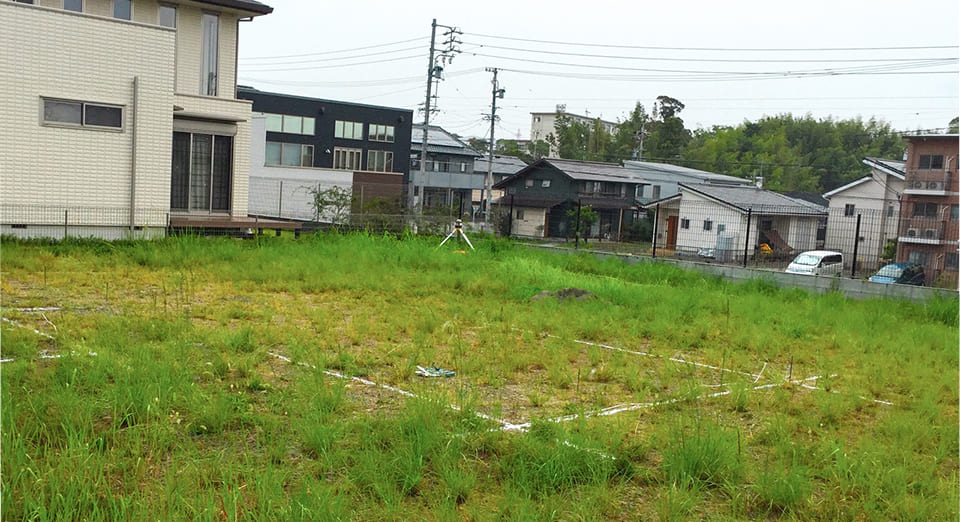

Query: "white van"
left=785, top=250, right=844, bottom=276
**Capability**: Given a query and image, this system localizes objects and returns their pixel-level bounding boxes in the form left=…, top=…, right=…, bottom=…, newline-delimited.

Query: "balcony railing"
left=904, top=169, right=952, bottom=193
left=899, top=218, right=946, bottom=242
left=578, top=190, right=628, bottom=198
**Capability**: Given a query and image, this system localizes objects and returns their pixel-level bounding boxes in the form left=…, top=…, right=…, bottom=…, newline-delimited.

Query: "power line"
left=240, top=37, right=428, bottom=60
left=238, top=75, right=424, bottom=88
left=239, top=53, right=426, bottom=72
left=465, top=33, right=957, bottom=52
left=495, top=66, right=958, bottom=83
left=465, top=43, right=959, bottom=63
left=470, top=52, right=956, bottom=76
left=239, top=45, right=426, bottom=67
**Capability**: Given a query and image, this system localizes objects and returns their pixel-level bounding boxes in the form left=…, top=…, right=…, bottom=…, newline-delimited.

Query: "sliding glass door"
left=171, top=131, right=232, bottom=212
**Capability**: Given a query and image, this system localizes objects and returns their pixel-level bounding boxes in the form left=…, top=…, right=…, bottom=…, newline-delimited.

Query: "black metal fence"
left=644, top=200, right=910, bottom=277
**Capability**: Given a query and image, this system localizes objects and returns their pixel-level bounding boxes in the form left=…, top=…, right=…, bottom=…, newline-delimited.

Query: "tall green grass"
left=2, top=233, right=957, bottom=519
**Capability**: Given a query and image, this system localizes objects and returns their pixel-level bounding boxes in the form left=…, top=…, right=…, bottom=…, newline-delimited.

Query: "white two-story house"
left=1, top=0, right=272, bottom=239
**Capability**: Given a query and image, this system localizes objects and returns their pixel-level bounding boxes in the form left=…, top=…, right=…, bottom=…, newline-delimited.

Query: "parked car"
left=785, top=250, right=844, bottom=276
left=868, top=263, right=925, bottom=286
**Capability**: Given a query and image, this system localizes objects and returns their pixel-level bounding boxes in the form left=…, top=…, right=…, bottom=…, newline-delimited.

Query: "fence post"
left=508, top=194, right=514, bottom=237
left=575, top=199, right=582, bottom=249
left=743, top=208, right=752, bottom=268
left=851, top=213, right=862, bottom=278
left=278, top=180, right=283, bottom=218
left=652, top=204, right=659, bottom=259
left=63, top=210, right=68, bottom=239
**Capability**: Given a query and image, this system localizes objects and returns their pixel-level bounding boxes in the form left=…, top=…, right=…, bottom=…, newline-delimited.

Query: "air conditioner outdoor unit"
left=912, top=180, right=925, bottom=189
left=927, top=181, right=942, bottom=190
left=924, top=228, right=938, bottom=239
left=906, top=228, right=920, bottom=237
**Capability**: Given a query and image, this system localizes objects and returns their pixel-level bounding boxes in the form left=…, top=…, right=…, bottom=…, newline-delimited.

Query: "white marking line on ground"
left=511, top=327, right=764, bottom=381
left=266, top=351, right=521, bottom=430
left=1, top=316, right=56, bottom=340
left=559, top=336, right=763, bottom=381
left=798, top=382, right=895, bottom=406
left=16, top=307, right=63, bottom=313
left=1, top=350, right=99, bottom=363
left=503, top=375, right=831, bottom=432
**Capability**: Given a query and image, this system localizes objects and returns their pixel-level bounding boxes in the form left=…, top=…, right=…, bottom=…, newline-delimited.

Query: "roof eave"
left=197, top=0, right=273, bottom=15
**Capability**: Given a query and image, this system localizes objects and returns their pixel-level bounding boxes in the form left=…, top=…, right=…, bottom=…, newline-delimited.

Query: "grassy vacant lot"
left=1, top=233, right=957, bottom=520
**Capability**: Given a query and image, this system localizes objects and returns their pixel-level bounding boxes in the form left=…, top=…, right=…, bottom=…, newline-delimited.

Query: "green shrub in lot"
left=1, top=233, right=957, bottom=519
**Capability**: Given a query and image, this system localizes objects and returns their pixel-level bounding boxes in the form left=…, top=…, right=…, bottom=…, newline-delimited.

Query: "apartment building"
left=237, top=86, right=413, bottom=222
left=0, top=0, right=272, bottom=239
left=530, top=106, right=619, bottom=157
left=895, top=134, right=959, bottom=287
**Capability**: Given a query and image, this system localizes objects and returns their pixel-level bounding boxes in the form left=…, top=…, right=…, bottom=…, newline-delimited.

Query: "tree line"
left=493, top=97, right=957, bottom=193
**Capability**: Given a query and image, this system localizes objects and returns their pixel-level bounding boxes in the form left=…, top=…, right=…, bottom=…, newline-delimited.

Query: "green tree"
left=683, top=114, right=906, bottom=192
left=644, top=95, right=692, bottom=161
left=499, top=139, right=548, bottom=163
left=612, top=102, right=651, bottom=160
left=550, top=115, right=616, bottom=161
left=566, top=205, right=598, bottom=241
left=949, top=117, right=959, bottom=134
left=309, top=185, right=353, bottom=225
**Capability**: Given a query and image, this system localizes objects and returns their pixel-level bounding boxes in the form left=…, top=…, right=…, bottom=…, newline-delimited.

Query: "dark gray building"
left=494, top=158, right=641, bottom=239
left=410, top=124, right=484, bottom=209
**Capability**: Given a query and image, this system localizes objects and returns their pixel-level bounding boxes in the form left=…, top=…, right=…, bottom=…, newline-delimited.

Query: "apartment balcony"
left=898, top=219, right=953, bottom=244
left=578, top=190, right=627, bottom=199
left=903, top=169, right=953, bottom=195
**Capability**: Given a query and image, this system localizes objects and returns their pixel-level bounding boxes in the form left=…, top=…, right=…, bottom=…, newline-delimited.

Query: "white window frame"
left=366, top=150, right=394, bottom=172
left=335, top=120, right=364, bottom=140
left=263, top=114, right=314, bottom=135
left=369, top=124, right=395, bottom=143
left=333, top=147, right=362, bottom=170
left=158, top=4, right=177, bottom=28
left=265, top=141, right=313, bottom=167
left=41, top=97, right=124, bottom=131
left=113, top=0, right=131, bottom=19
left=200, top=13, right=219, bottom=96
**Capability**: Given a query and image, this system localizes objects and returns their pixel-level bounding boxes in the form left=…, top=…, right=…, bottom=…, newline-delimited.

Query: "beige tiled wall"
left=1, top=0, right=256, bottom=233
left=0, top=2, right=175, bottom=228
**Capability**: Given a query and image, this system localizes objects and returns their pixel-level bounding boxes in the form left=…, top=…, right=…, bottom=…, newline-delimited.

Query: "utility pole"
left=483, top=67, right=505, bottom=230
left=412, top=19, right=461, bottom=212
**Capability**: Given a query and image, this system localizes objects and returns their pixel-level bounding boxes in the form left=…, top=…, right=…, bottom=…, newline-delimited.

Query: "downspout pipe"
left=129, top=76, right=139, bottom=235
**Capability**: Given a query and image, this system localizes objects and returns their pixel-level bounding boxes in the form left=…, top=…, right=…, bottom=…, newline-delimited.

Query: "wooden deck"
left=169, top=215, right=302, bottom=237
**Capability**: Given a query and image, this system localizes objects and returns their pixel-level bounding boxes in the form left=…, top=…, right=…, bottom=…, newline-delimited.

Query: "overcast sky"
left=237, top=0, right=959, bottom=142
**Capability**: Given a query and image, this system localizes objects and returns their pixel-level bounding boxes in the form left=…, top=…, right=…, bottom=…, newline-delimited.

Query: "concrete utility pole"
left=413, top=19, right=461, bottom=212
left=483, top=67, right=504, bottom=230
